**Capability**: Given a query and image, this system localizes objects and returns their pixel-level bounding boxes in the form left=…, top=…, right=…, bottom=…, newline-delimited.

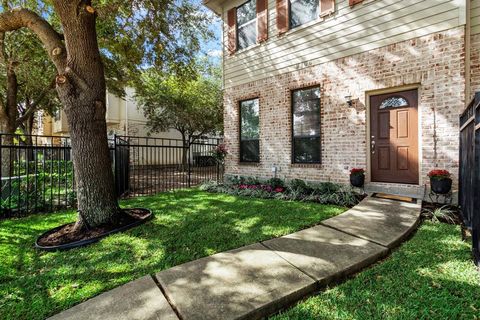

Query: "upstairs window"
left=292, top=87, right=321, bottom=164
left=237, top=0, right=257, bottom=50
left=240, top=98, right=260, bottom=162
left=289, top=0, right=319, bottom=29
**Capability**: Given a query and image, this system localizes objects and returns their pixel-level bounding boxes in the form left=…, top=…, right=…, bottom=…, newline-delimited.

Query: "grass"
left=272, top=222, right=480, bottom=320
left=0, top=188, right=344, bottom=320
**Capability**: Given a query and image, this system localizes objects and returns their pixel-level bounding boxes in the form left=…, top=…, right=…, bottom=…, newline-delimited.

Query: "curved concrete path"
left=49, top=196, right=421, bottom=320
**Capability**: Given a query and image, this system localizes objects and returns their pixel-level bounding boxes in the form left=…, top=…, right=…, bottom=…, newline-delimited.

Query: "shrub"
left=289, top=179, right=312, bottom=195
left=312, top=182, right=341, bottom=195
left=422, top=205, right=457, bottom=224
left=267, top=177, right=285, bottom=188
left=201, top=178, right=362, bottom=208
left=245, top=176, right=261, bottom=185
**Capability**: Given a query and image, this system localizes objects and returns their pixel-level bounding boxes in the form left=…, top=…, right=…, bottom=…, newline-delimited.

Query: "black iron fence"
left=0, top=133, right=223, bottom=218
left=114, top=135, right=223, bottom=197
left=459, top=92, right=480, bottom=266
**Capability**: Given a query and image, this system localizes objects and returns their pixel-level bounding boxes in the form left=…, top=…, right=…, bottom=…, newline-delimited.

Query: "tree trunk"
left=52, top=1, right=119, bottom=229
left=180, top=132, right=190, bottom=172
left=0, top=119, right=15, bottom=178
left=0, top=62, right=19, bottom=178
left=19, top=113, right=35, bottom=162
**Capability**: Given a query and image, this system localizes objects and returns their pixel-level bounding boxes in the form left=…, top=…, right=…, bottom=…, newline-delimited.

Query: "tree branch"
left=0, top=8, right=66, bottom=73
left=16, top=77, right=56, bottom=125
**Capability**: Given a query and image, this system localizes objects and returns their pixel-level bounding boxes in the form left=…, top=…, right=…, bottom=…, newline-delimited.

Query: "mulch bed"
left=37, top=208, right=151, bottom=247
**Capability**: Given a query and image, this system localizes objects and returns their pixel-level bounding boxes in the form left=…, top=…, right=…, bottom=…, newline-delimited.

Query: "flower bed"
left=201, top=177, right=364, bottom=207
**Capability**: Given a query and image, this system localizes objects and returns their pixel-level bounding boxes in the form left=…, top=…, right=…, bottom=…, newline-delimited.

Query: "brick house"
left=204, top=0, right=480, bottom=198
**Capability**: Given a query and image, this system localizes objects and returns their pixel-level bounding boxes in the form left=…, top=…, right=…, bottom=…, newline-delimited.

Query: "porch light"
left=345, top=95, right=353, bottom=107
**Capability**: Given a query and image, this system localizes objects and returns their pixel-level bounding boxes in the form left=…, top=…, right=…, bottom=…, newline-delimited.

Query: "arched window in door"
left=379, top=96, right=409, bottom=109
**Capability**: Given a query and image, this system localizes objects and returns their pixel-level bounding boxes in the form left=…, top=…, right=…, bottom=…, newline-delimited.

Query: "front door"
left=370, top=89, right=419, bottom=184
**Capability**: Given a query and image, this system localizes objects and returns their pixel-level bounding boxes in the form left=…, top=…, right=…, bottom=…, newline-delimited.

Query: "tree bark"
left=51, top=1, right=119, bottom=229
left=0, top=3, right=120, bottom=229
left=0, top=117, right=15, bottom=178
left=0, top=55, right=19, bottom=178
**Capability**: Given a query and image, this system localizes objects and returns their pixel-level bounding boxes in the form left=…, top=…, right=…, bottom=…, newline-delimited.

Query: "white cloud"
left=207, top=49, right=223, bottom=57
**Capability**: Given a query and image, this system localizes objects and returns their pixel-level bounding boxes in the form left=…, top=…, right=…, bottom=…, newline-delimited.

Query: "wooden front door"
left=370, top=89, right=419, bottom=184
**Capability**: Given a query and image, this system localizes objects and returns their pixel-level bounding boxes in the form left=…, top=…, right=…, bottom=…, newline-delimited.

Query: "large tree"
left=0, top=1, right=213, bottom=230
left=136, top=60, right=223, bottom=167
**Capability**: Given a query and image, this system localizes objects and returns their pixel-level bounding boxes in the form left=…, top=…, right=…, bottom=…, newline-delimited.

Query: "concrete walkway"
left=49, top=196, right=421, bottom=320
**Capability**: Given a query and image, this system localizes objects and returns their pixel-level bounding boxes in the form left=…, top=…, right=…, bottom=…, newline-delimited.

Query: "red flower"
left=350, top=168, right=365, bottom=175
left=274, top=187, right=285, bottom=193
left=428, top=170, right=451, bottom=179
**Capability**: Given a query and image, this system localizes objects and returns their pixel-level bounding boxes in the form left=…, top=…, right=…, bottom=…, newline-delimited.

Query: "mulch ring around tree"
left=36, top=208, right=152, bottom=251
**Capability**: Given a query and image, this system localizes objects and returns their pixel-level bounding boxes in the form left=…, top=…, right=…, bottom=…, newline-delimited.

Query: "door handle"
left=371, top=137, right=376, bottom=154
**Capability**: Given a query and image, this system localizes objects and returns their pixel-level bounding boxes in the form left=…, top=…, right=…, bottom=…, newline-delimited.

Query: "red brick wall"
left=223, top=27, right=465, bottom=187
left=472, top=33, right=480, bottom=97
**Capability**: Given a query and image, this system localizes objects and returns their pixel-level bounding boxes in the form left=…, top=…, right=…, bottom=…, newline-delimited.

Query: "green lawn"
left=272, top=222, right=480, bottom=320
left=0, top=189, right=345, bottom=320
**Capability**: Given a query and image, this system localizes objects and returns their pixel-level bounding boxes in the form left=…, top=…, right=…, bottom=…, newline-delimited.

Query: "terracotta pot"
left=430, top=177, right=452, bottom=195
left=350, top=174, right=365, bottom=188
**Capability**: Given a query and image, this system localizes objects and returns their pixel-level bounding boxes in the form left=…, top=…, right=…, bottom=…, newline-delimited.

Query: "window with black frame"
left=290, top=0, right=319, bottom=29
left=237, top=0, right=257, bottom=50
left=240, top=98, right=260, bottom=162
left=292, top=87, right=321, bottom=163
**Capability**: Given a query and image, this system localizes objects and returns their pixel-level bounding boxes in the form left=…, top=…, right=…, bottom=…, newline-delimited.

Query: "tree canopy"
left=136, top=60, right=223, bottom=144
left=0, top=0, right=218, bottom=229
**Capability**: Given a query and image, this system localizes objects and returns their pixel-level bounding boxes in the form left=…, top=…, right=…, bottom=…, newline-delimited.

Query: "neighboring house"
left=36, top=87, right=181, bottom=140
left=35, top=88, right=185, bottom=165
left=204, top=0, right=480, bottom=198
left=34, top=88, right=218, bottom=166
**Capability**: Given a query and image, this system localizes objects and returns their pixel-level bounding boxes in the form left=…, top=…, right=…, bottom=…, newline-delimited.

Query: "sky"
left=195, top=0, right=223, bottom=59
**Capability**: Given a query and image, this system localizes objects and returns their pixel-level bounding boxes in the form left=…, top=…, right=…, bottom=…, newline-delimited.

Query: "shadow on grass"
left=271, top=222, right=480, bottom=320
left=0, top=189, right=344, bottom=320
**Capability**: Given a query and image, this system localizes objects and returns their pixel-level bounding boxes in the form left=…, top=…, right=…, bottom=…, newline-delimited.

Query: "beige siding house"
left=36, top=88, right=181, bottom=140
left=204, top=0, right=479, bottom=197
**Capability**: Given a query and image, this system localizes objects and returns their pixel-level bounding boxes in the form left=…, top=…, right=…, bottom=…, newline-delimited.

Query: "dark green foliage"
left=203, top=178, right=362, bottom=208
left=1, top=161, right=75, bottom=216
left=267, top=177, right=285, bottom=188
left=289, top=179, right=312, bottom=195
left=312, top=182, right=341, bottom=195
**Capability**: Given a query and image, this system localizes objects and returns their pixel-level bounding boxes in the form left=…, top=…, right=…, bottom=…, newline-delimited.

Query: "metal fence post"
left=113, top=134, right=118, bottom=196
left=188, top=143, right=192, bottom=188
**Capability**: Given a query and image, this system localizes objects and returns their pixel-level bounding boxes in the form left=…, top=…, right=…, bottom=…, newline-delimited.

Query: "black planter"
left=350, top=174, right=365, bottom=188
left=430, top=178, right=452, bottom=195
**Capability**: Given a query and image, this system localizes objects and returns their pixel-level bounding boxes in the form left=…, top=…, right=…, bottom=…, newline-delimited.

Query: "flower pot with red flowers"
left=350, top=168, right=365, bottom=188
left=428, top=170, right=452, bottom=195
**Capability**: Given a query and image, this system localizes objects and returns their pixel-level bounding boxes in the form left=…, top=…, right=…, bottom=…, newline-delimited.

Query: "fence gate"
left=459, top=92, right=480, bottom=266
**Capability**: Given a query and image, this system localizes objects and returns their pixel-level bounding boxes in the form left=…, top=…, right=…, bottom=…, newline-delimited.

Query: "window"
left=240, top=98, right=260, bottom=162
left=292, top=87, right=321, bottom=163
left=380, top=96, right=409, bottom=109
left=289, top=0, right=319, bottom=29
left=237, top=0, right=257, bottom=50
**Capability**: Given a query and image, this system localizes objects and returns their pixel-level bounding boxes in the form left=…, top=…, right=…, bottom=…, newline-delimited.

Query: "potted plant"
left=428, top=169, right=452, bottom=194
left=350, top=168, right=365, bottom=188
left=211, top=143, right=228, bottom=165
